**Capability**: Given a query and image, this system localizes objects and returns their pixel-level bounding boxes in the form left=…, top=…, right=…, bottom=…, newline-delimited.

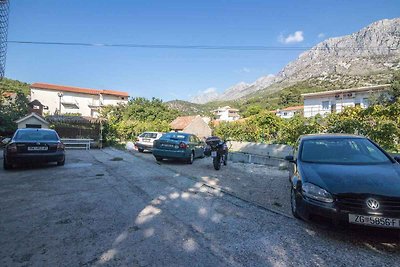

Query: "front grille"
left=337, top=196, right=400, bottom=215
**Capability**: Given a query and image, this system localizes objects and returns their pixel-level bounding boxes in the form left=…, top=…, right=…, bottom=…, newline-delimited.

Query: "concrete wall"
left=228, top=152, right=289, bottom=168
left=229, top=141, right=293, bottom=159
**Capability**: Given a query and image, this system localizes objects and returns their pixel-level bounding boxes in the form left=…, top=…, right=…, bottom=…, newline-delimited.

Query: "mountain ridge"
left=191, top=18, right=400, bottom=104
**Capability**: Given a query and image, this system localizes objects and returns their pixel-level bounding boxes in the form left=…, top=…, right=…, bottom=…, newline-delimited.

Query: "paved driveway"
left=0, top=149, right=399, bottom=266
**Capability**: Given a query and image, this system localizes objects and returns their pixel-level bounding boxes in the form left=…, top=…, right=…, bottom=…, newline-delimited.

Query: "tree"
left=278, top=89, right=301, bottom=106
left=389, top=71, right=400, bottom=103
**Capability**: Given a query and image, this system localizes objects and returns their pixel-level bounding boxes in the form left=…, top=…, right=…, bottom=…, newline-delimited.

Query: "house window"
left=363, top=98, right=369, bottom=108
left=322, top=101, right=330, bottom=110
left=26, top=124, right=42, bottom=128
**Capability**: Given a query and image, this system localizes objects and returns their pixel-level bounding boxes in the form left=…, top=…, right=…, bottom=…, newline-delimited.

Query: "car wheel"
left=57, top=158, right=65, bottom=166
left=291, top=187, right=301, bottom=219
left=187, top=152, right=194, bottom=164
left=3, top=158, right=12, bottom=170
left=155, top=156, right=163, bottom=162
left=138, top=148, right=144, bottom=153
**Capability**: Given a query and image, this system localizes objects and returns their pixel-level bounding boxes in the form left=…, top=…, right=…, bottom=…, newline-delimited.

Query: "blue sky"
left=5, top=0, right=399, bottom=101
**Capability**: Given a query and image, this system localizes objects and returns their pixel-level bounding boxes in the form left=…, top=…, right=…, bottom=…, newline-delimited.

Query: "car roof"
left=165, top=132, right=191, bottom=136
left=300, top=133, right=365, bottom=141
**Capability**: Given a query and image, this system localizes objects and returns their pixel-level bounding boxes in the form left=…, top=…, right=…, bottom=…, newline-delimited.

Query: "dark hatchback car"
left=286, top=134, right=400, bottom=229
left=3, top=128, right=65, bottom=170
left=152, top=132, right=204, bottom=164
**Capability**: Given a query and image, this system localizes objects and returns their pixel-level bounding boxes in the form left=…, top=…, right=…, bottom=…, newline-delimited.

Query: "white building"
left=30, top=83, right=129, bottom=117
left=15, top=113, right=50, bottom=129
left=275, top=105, right=304, bottom=119
left=213, top=106, right=240, bottom=122
left=302, top=84, right=390, bottom=117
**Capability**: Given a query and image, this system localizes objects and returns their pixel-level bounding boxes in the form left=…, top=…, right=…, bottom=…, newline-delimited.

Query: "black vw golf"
left=286, top=134, right=400, bottom=228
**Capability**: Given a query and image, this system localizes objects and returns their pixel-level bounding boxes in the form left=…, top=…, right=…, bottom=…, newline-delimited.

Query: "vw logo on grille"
left=366, top=198, right=380, bottom=210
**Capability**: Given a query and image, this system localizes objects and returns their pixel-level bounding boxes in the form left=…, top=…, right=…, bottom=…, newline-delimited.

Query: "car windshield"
left=300, top=138, right=391, bottom=164
left=161, top=133, right=188, bottom=141
left=14, top=130, right=59, bottom=141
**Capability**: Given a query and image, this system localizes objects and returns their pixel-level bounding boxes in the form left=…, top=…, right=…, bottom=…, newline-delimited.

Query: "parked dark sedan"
left=3, top=128, right=65, bottom=170
left=286, top=134, right=400, bottom=228
left=152, top=132, right=204, bottom=164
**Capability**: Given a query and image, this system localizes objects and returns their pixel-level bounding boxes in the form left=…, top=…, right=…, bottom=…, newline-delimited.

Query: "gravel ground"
left=1, top=148, right=400, bottom=266
left=127, top=149, right=292, bottom=216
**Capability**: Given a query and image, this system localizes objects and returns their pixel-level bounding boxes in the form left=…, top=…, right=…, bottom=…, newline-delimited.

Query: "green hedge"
left=213, top=101, right=400, bottom=152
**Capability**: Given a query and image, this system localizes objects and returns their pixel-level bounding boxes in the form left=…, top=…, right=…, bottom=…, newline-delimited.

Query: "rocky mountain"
left=191, top=18, right=400, bottom=103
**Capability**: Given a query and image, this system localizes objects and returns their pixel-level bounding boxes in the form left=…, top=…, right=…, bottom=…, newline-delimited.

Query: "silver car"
left=135, top=132, right=163, bottom=152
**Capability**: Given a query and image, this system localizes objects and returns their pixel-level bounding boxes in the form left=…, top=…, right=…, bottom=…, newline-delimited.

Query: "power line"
left=7, top=40, right=398, bottom=51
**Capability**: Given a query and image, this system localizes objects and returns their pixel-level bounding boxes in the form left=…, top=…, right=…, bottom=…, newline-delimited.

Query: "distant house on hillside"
left=170, top=115, right=212, bottom=139
left=213, top=106, right=240, bottom=122
left=275, top=105, right=304, bottom=119
left=2, top=92, right=17, bottom=104
left=302, top=84, right=390, bottom=117
left=30, top=83, right=129, bottom=118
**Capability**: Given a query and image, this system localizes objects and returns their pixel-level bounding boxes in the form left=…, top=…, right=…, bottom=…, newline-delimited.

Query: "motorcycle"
left=205, top=136, right=229, bottom=170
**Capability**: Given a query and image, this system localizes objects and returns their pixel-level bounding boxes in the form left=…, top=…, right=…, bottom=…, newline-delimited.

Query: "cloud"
left=201, top=87, right=218, bottom=94
left=279, top=31, right=304, bottom=44
left=241, top=67, right=251, bottom=73
left=318, top=33, right=325, bottom=38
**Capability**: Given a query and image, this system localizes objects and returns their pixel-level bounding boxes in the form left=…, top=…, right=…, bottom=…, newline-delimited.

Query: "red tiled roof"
left=3, top=92, right=16, bottom=97
left=280, top=105, right=304, bottom=111
left=170, top=116, right=197, bottom=130
left=31, top=83, right=129, bottom=97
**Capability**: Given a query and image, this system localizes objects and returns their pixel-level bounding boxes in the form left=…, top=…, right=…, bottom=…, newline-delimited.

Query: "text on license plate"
left=211, top=151, right=217, bottom=157
left=28, top=146, right=48, bottom=151
left=349, top=214, right=400, bottom=228
left=161, top=144, right=173, bottom=148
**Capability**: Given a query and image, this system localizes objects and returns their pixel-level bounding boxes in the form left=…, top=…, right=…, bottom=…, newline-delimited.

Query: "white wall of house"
left=31, top=88, right=127, bottom=117
left=214, top=108, right=240, bottom=121
left=276, top=110, right=298, bottom=119
left=304, top=92, right=373, bottom=117
left=17, top=116, right=49, bottom=129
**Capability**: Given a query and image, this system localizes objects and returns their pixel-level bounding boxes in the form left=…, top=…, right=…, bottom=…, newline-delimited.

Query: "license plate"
left=143, top=138, right=151, bottom=142
left=211, top=151, right=217, bottom=157
left=349, top=214, right=400, bottom=228
left=161, top=144, right=173, bottom=148
left=28, top=146, right=48, bottom=151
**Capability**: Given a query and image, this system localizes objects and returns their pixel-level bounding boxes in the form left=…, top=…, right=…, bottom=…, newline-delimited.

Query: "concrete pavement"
left=1, top=149, right=399, bottom=266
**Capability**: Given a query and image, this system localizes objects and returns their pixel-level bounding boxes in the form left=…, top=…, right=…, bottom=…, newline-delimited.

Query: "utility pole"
left=0, top=0, right=10, bottom=79
left=57, top=92, right=63, bottom=115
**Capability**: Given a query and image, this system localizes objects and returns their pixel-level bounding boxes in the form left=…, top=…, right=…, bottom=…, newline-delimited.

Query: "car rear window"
left=300, top=138, right=391, bottom=164
left=140, top=132, right=158, bottom=139
left=161, top=133, right=188, bottom=141
left=14, top=130, right=59, bottom=141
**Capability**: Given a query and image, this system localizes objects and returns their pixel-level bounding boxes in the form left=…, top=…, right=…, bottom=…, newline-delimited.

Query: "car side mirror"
left=285, top=155, right=296, bottom=163
left=2, top=138, right=11, bottom=144
left=394, top=156, right=400, bottom=163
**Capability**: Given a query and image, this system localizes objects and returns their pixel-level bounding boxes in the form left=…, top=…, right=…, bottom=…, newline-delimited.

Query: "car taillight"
left=179, top=142, right=187, bottom=149
left=7, top=143, right=17, bottom=153
left=57, top=142, right=65, bottom=151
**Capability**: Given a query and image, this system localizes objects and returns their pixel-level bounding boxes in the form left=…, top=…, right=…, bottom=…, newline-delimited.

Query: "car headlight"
left=302, top=183, right=333, bottom=203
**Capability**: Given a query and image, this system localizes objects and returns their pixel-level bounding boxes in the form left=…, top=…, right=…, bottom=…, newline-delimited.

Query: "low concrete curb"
left=228, top=151, right=288, bottom=168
